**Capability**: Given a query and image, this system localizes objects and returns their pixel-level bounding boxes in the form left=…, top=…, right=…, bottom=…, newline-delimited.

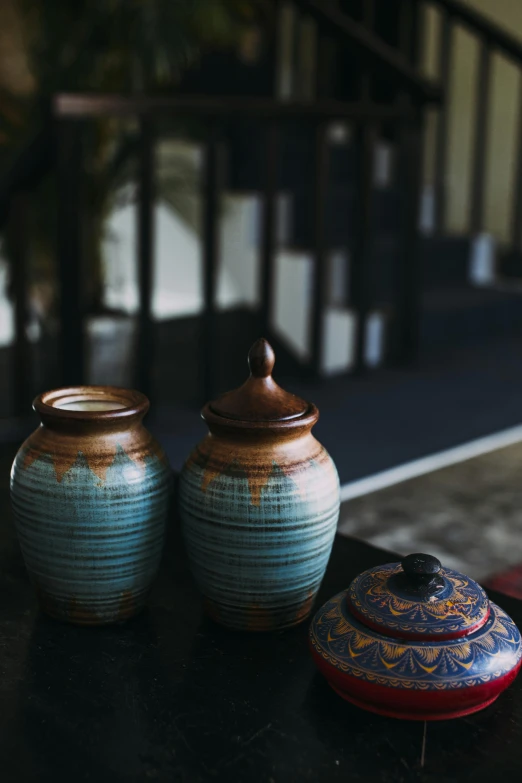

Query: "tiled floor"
left=338, top=441, right=522, bottom=581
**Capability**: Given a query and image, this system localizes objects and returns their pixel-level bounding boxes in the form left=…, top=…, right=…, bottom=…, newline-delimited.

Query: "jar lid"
left=346, top=553, right=490, bottom=640
left=209, top=338, right=310, bottom=422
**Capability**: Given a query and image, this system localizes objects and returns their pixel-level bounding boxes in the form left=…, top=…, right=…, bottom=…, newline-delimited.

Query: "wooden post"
left=310, top=122, right=330, bottom=376
left=433, top=12, right=452, bottom=234
left=7, top=192, right=32, bottom=415
left=470, top=40, right=492, bottom=235
left=363, top=0, right=375, bottom=27
left=411, top=0, right=425, bottom=68
left=135, top=118, right=155, bottom=399
left=399, top=0, right=414, bottom=60
left=511, top=74, right=522, bottom=249
left=396, top=113, right=424, bottom=365
left=361, top=0, right=376, bottom=102
left=57, top=119, right=85, bottom=385
left=202, top=123, right=220, bottom=401
left=352, top=123, right=375, bottom=373
left=317, top=31, right=333, bottom=100
left=271, top=0, right=282, bottom=98
left=260, top=122, right=279, bottom=338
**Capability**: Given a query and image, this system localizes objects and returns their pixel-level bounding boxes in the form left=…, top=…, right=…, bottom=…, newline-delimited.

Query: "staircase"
left=219, top=0, right=522, bottom=371
left=2, top=0, right=522, bottom=413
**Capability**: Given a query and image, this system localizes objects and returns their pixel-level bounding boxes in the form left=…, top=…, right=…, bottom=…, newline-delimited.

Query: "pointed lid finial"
left=248, top=338, right=275, bottom=379
left=209, top=338, right=309, bottom=422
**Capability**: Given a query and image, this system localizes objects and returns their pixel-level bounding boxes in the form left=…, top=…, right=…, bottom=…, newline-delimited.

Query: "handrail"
left=0, top=94, right=418, bottom=231
left=423, top=0, right=522, bottom=64
left=0, top=124, right=54, bottom=225
left=53, top=94, right=421, bottom=119
left=294, top=0, right=441, bottom=103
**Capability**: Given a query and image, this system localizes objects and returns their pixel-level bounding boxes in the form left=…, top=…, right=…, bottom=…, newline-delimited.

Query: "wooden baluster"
left=317, top=31, right=332, bottom=100
left=363, top=0, right=375, bottom=25
left=135, top=118, right=155, bottom=399
left=411, top=0, right=425, bottom=68
left=291, top=2, right=302, bottom=100
left=57, top=119, right=85, bottom=385
left=396, top=113, right=424, bottom=364
left=511, top=73, right=522, bottom=249
left=202, top=123, right=220, bottom=401
left=7, top=192, right=31, bottom=415
left=361, top=0, right=376, bottom=102
left=396, top=0, right=417, bottom=112
left=399, top=0, right=414, bottom=59
left=357, top=1, right=378, bottom=373
left=433, top=11, right=452, bottom=234
left=351, top=123, right=375, bottom=373
left=260, top=122, right=279, bottom=338
left=470, top=40, right=492, bottom=235
left=271, top=0, right=281, bottom=98
left=394, top=0, right=422, bottom=363
left=310, top=122, right=329, bottom=376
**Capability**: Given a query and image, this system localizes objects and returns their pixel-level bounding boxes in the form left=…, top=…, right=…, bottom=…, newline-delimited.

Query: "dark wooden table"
left=1, top=449, right=522, bottom=782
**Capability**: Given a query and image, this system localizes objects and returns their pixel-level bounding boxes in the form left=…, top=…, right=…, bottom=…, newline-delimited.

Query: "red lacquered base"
left=331, top=684, right=499, bottom=721
left=311, top=647, right=522, bottom=721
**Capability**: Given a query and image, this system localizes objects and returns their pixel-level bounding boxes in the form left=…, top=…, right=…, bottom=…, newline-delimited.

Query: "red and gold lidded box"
left=310, top=553, right=522, bottom=720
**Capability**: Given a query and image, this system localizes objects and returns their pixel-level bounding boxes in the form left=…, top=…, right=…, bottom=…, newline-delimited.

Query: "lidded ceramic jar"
left=310, top=553, right=522, bottom=720
left=10, top=386, right=171, bottom=625
left=179, top=338, right=340, bottom=631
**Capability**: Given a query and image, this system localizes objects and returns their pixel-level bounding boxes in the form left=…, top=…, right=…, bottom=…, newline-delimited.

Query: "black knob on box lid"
left=401, top=553, right=442, bottom=580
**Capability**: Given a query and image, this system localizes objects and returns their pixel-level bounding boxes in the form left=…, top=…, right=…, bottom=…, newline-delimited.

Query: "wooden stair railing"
left=427, top=0, right=522, bottom=63
left=0, top=124, right=55, bottom=225
left=0, top=122, right=55, bottom=416
left=294, top=0, right=442, bottom=103
left=0, top=94, right=422, bottom=416
left=411, top=0, right=522, bottom=246
left=311, top=0, right=522, bottom=248
left=1, top=1, right=468, bottom=418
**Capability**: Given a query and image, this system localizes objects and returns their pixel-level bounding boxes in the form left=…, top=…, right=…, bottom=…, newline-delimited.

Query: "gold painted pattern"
left=310, top=591, right=522, bottom=690
left=348, top=564, right=489, bottom=635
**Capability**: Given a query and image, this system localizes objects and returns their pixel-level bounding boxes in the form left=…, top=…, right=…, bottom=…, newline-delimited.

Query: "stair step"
left=420, top=286, right=522, bottom=349
left=420, top=236, right=472, bottom=289
left=498, top=248, right=522, bottom=279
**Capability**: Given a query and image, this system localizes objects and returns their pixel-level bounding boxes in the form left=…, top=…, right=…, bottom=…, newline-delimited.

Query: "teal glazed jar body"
left=10, top=386, right=171, bottom=625
left=179, top=339, right=340, bottom=631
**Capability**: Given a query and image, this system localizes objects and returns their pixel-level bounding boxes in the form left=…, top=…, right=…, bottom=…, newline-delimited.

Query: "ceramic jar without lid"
left=10, top=386, right=171, bottom=625
left=179, top=338, right=340, bottom=631
left=310, top=553, right=522, bottom=720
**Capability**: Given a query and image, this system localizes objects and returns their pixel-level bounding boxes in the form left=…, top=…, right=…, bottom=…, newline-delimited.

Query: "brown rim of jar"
left=201, top=401, right=319, bottom=433
left=33, top=385, right=150, bottom=423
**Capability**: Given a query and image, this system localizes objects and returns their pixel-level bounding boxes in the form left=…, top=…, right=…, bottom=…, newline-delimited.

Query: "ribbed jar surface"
left=10, top=389, right=171, bottom=625
left=179, top=432, right=340, bottom=631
